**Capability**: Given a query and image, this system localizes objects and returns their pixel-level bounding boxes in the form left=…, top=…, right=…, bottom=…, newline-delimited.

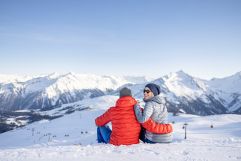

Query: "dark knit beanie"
left=145, top=83, right=160, bottom=96
left=119, top=87, right=132, bottom=98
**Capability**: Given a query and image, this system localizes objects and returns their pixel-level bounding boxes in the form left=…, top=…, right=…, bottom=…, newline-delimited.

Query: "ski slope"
left=0, top=95, right=241, bottom=161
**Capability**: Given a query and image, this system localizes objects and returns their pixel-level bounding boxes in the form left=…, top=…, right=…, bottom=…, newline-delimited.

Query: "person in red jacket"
left=95, top=87, right=141, bottom=146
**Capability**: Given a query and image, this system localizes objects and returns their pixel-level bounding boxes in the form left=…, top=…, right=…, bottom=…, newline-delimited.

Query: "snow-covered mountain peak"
left=233, top=71, right=241, bottom=77
left=122, top=75, right=153, bottom=84
left=0, top=74, right=32, bottom=84
left=163, top=70, right=196, bottom=84
left=24, top=75, right=57, bottom=94
left=208, top=71, right=241, bottom=94
left=1, top=71, right=241, bottom=114
left=2, top=73, right=148, bottom=96
left=175, top=70, right=189, bottom=77
left=162, top=71, right=207, bottom=97
left=0, top=72, right=154, bottom=111
left=46, top=72, right=60, bottom=79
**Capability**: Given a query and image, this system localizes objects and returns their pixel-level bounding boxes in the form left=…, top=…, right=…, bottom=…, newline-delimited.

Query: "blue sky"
left=0, top=0, right=241, bottom=79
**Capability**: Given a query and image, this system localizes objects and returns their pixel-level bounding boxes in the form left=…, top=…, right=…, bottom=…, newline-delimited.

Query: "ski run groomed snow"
left=0, top=95, right=241, bottom=161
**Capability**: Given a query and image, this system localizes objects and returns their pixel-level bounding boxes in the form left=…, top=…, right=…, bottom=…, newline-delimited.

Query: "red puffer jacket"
left=95, top=96, right=141, bottom=146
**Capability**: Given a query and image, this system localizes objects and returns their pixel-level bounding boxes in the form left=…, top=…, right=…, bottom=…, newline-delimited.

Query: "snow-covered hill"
left=0, top=95, right=241, bottom=161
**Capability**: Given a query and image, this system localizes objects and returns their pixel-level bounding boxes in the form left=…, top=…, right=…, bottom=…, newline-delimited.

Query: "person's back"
left=110, top=96, right=141, bottom=145
left=95, top=88, right=141, bottom=146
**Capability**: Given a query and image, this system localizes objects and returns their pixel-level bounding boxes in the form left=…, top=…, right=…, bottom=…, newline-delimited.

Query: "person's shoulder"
left=106, top=106, right=115, bottom=112
left=153, top=95, right=166, bottom=104
left=145, top=101, right=155, bottom=108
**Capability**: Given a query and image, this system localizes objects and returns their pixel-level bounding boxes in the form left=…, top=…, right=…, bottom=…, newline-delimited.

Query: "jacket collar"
left=116, top=96, right=137, bottom=107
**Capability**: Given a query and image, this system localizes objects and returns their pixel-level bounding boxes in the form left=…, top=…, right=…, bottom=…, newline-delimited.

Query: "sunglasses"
left=143, top=90, right=151, bottom=94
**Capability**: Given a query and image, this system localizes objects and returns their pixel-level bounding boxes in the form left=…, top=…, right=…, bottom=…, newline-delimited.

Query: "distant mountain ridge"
left=122, top=70, right=241, bottom=115
left=0, top=71, right=241, bottom=115
left=0, top=73, right=151, bottom=111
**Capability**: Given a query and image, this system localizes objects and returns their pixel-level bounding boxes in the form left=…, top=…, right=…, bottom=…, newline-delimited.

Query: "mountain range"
left=0, top=71, right=241, bottom=115
left=0, top=72, right=150, bottom=111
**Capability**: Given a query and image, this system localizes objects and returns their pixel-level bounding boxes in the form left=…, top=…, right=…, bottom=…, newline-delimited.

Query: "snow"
left=1, top=71, right=241, bottom=113
left=1, top=141, right=240, bottom=161
left=5, top=117, right=29, bottom=126
left=14, top=110, right=31, bottom=113
left=40, top=95, right=117, bottom=116
left=5, top=118, right=17, bottom=124
left=1, top=71, right=241, bottom=160
left=0, top=74, right=32, bottom=84
left=0, top=72, right=148, bottom=99
left=163, top=71, right=208, bottom=100
left=229, top=97, right=241, bottom=112
left=207, top=72, right=241, bottom=111
left=208, top=71, right=241, bottom=94
left=0, top=95, right=241, bottom=161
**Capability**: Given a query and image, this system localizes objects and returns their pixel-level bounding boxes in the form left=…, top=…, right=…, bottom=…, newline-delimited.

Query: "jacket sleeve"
left=95, top=108, right=112, bottom=126
left=142, top=118, right=173, bottom=134
left=134, top=103, right=153, bottom=123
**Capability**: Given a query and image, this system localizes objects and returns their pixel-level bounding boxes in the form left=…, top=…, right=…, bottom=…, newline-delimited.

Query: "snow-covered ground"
left=0, top=95, right=241, bottom=161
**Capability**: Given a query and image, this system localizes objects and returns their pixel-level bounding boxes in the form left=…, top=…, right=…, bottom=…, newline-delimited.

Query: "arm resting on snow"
left=95, top=108, right=112, bottom=126
left=142, top=118, right=173, bottom=134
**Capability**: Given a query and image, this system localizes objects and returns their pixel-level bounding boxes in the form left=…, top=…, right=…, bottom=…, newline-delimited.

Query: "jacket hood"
left=116, top=96, right=137, bottom=107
